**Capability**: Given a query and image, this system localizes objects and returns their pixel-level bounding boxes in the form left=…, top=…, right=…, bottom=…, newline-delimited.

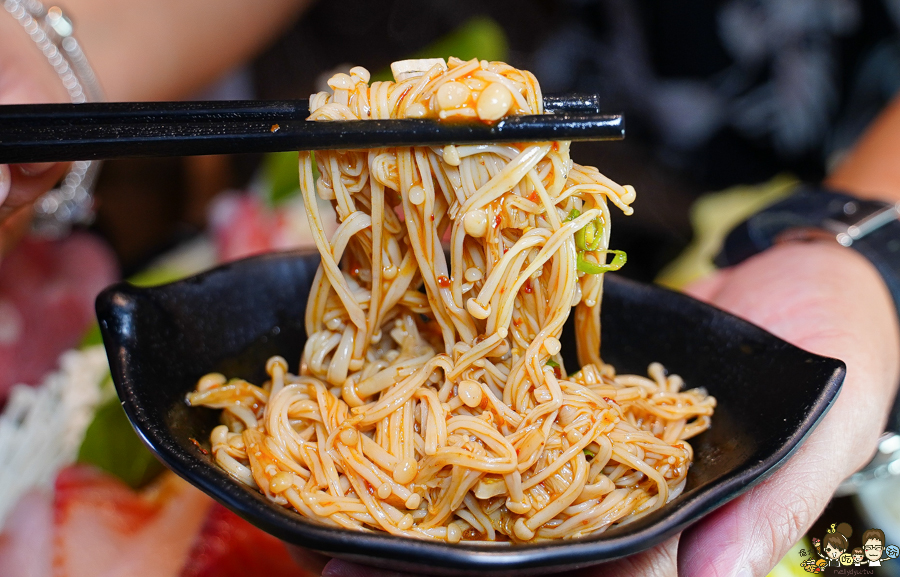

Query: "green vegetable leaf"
left=371, top=17, right=509, bottom=82
left=79, top=323, right=104, bottom=349
left=416, top=16, right=508, bottom=64
left=545, top=359, right=560, bottom=368
left=77, top=396, right=164, bottom=489
left=583, top=449, right=595, bottom=459
left=260, top=150, right=320, bottom=207
left=128, top=267, right=190, bottom=288
left=262, top=151, right=302, bottom=206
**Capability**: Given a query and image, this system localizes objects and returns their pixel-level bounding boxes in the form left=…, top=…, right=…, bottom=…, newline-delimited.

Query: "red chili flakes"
left=430, top=215, right=435, bottom=221
left=437, top=275, right=451, bottom=288
left=493, top=214, right=502, bottom=228
left=522, top=280, right=532, bottom=294
left=270, top=124, right=280, bottom=133
left=189, top=437, right=209, bottom=455
left=603, top=397, right=617, bottom=405
left=513, top=317, right=523, bottom=327
left=527, top=190, right=539, bottom=203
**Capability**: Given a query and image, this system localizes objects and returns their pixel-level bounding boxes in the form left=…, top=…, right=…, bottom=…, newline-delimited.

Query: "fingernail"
left=17, top=162, right=54, bottom=177
left=0, top=165, right=10, bottom=205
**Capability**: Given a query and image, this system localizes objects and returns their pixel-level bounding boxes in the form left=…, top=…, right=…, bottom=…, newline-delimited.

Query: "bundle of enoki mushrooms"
left=188, top=57, right=716, bottom=543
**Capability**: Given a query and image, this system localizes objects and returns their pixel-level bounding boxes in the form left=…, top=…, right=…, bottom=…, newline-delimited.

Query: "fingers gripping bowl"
left=96, top=58, right=845, bottom=574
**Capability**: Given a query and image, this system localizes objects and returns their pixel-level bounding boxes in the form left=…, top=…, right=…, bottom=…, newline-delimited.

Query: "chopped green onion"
left=583, top=221, right=597, bottom=251
left=577, top=252, right=604, bottom=274
left=574, top=224, right=585, bottom=250
left=583, top=449, right=595, bottom=459
left=577, top=250, right=627, bottom=274
left=545, top=359, right=560, bottom=368
left=585, top=220, right=603, bottom=251
left=565, top=208, right=581, bottom=222
left=572, top=214, right=604, bottom=252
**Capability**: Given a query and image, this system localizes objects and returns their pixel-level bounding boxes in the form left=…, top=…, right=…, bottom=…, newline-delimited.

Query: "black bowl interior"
left=96, top=250, right=845, bottom=576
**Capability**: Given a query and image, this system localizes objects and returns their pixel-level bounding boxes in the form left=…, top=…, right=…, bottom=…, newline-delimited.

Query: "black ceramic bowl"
left=96, top=250, right=844, bottom=576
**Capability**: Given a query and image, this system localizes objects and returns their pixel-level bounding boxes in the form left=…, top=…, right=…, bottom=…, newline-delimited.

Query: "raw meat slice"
left=0, top=234, right=117, bottom=400
left=0, top=489, right=53, bottom=577
left=53, top=465, right=212, bottom=577
left=180, top=503, right=316, bottom=577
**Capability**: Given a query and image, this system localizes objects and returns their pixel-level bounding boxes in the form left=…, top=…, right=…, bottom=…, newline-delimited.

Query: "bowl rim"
left=97, top=250, right=846, bottom=573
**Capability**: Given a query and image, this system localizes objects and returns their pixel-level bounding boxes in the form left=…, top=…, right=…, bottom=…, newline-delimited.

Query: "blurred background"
left=2, top=1, right=900, bottom=575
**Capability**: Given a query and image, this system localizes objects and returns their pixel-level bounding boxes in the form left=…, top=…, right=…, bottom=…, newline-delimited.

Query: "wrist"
left=717, top=187, right=900, bottom=333
left=730, top=241, right=898, bottom=361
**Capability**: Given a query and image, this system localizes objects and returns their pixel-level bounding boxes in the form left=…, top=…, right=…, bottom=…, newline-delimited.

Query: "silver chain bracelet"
left=3, top=0, right=104, bottom=238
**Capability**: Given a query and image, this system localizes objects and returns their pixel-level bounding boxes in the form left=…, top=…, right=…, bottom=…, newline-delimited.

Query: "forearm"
left=827, top=94, right=900, bottom=203
left=63, top=0, right=312, bottom=101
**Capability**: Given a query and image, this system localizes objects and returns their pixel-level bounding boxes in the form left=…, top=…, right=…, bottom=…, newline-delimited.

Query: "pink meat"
left=209, top=193, right=297, bottom=263
left=0, top=489, right=53, bottom=577
left=180, top=504, right=315, bottom=577
left=52, top=465, right=213, bottom=577
left=208, top=192, right=326, bottom=264
left=0, top=233, right=117, bottom=400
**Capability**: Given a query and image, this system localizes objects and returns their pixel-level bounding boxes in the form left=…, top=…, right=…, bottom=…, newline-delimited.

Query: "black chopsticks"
left=0, top=94, right=623, bottom=164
